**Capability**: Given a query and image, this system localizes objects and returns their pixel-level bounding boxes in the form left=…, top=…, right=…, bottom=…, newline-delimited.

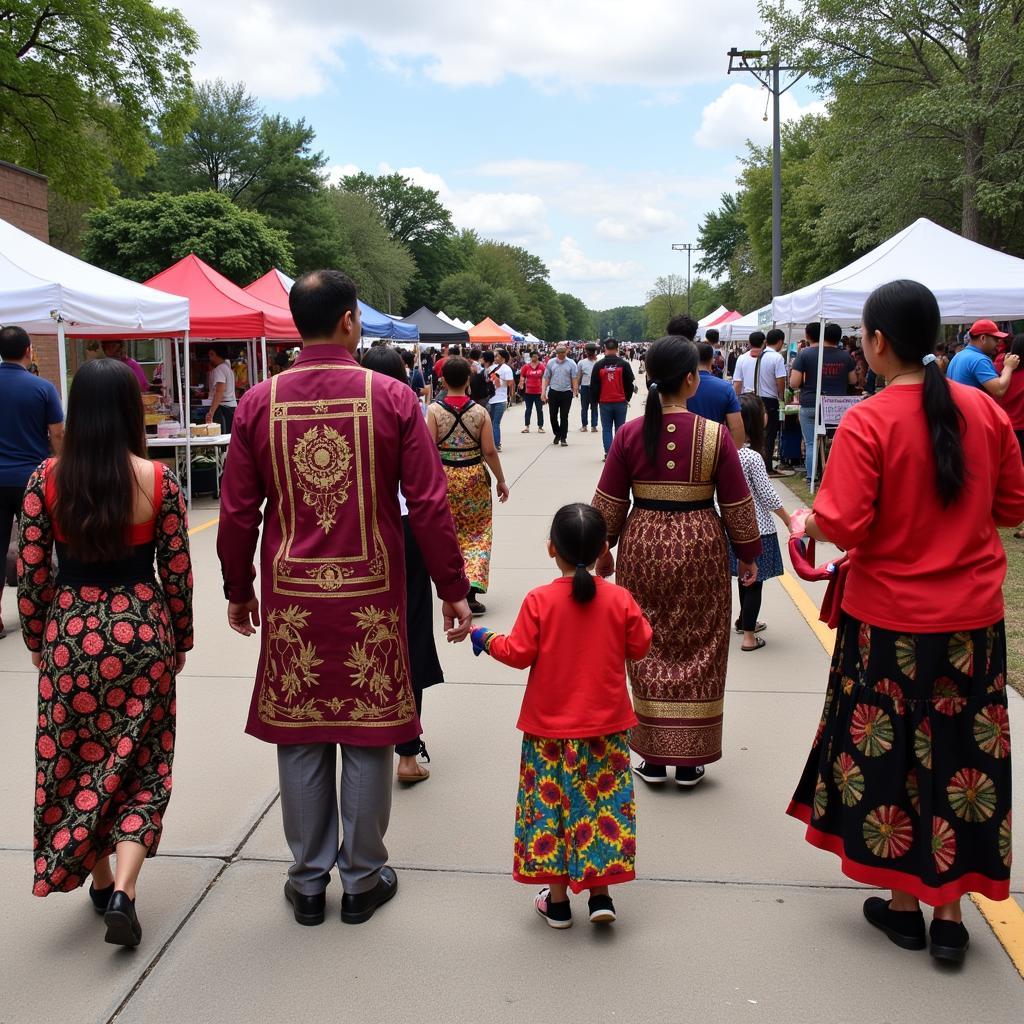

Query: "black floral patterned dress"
left=18, top=461, right=193, bottom=897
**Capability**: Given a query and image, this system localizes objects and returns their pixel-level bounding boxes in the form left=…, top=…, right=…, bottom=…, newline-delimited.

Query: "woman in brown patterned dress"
left=18, top=358, right=193, bottom=947
left=593, top=336, right=761, bottom=786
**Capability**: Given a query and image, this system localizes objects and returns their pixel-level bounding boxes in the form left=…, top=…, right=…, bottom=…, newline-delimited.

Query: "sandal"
left=734, top=620, right=767, bottom=634
left=521, top=427, right=530, bottom=433
left=741, top=637, right=766, bottom=652
left=397, top=742, right=431, bottom=784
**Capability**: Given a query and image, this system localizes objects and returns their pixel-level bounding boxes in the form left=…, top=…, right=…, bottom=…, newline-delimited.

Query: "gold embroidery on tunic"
left=259, top=606, right=326, bottom=723
left=697, top=419, right=721, bottom=482
left=632, top=481, right=715, bottom=502
left=633, top=696, right=725, bottom=719
left=344, top=606, right=415, bottom=722
left=292, top=425, right=353, bottom=532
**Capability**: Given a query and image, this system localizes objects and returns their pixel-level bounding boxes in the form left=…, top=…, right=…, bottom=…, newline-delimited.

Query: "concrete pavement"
left=0, top=391, right=1021, bottom=1023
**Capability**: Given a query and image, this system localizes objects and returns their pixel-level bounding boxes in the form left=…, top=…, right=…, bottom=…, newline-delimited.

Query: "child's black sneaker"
left=587, top=893, right=616, bottom=924
left=633, top=761, right=667, bottom=784
left=675, top=765, right=706, bottom=787
left=929, top=918, right=969, bottom=964
left=534, top=888, right=572, bottom=929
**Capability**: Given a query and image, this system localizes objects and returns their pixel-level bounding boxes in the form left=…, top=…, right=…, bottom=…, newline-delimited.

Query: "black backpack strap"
left=436, top=399, right=479, bottom=448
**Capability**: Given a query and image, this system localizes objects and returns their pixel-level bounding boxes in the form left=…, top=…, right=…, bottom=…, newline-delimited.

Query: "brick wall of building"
left=0, top=161, right=60, bottom=389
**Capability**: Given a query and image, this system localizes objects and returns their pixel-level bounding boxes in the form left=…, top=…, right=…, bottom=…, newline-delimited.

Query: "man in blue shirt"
left=0, top=326, right=64, bottom=637
left=947, top=319, right=1019, bottom=396
left=688, top=343, right=744, bottom=446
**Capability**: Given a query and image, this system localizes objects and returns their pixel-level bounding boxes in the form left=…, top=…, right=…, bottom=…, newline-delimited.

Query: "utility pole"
left=670, top=242, right=701, bottom=314
left=727, top=48, right=807, bottom=298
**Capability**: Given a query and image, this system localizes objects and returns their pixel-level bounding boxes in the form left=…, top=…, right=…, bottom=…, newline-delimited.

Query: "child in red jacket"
left=472, top=503, right=652, bottom=928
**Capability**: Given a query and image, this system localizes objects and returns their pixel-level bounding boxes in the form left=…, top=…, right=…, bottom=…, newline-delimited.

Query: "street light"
left=726, top=47, right=808, bottom=298
left=671, top=242, right=703, bottom=314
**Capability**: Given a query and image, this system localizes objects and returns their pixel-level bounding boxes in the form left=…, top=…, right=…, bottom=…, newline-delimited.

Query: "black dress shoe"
left=284, top=881, right=326, bottom=926
left=862, top=897, right=926, bottom=951
left=104, top=890, right=142, bottom=947
left=89, top=882, right=115, bottom=915
left=341, top=866, right=398, bottom=924
left=930, top=918, right=970, bottom=964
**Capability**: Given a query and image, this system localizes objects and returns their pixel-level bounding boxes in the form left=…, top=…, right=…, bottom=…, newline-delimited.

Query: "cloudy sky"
left=169, top=0, right=824, bottom=309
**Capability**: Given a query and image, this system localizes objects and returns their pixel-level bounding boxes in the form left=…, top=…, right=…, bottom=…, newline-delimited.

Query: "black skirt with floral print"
left=788, top=615, right=1011, bottom=906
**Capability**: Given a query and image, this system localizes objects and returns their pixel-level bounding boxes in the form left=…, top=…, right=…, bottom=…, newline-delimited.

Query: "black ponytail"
left=863, top=279, right=965, bottom=506
left=642, top=336, right=699, bottom=462
left=550, top=503, right=607, bottom=603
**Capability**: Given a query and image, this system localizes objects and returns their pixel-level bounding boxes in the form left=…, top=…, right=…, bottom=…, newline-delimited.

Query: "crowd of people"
left=1, top=271, right=1020, bottom=967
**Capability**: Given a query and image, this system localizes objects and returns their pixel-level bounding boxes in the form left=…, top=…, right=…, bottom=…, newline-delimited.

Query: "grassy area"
left=777, top=471, right=1024, bottom=696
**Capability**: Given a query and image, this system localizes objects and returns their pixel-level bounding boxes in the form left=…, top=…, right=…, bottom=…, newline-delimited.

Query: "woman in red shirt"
left=471, top=503, right=652, bottom=929
left=788, top=280, right=1024, bottom=964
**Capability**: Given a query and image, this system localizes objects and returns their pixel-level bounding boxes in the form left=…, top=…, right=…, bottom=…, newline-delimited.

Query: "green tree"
left=696, top=193, right=747, bottom=279
left=644, top=274, right=688, bottom=336
left=0, top=1, right=196, bottom=203
left=592, top=306, right=649, bottom=341
left=81, top=190, right=294, bottom=284
left=761, top=0, right=1024, bottom=243
left=328, top=191, right=416, bottom=312
left=437, top=272, right=496, bottom=322
left=490, top=286, right=522, bottom=327
left=558, top=292, right=595, bottom=339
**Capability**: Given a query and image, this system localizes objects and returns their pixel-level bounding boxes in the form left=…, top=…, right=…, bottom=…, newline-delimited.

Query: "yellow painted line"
left=777, top=569, right=835, bottom=653
left=187, top=515, right=219, bottom=536
left=971, top=895, right=1024, bottom=978
left=779, top=566, right=1024, bottom=977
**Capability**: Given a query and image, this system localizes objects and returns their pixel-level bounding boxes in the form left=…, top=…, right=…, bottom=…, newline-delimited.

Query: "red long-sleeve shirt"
left=813, top=380, right=1024, bottom=632
left=487, top=576, right=653, bottom=737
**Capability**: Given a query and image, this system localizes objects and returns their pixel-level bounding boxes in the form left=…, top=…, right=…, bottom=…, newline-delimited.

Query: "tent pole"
left=260, top=335, right=268, bottom=382
left=184, top=332, right=193, bottom=512
left=56, top=321, right=69, bottom=407
left=810, top=316, right=826, bottom=494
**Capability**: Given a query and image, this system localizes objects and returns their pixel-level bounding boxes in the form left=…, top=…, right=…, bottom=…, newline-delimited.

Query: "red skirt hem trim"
left=513, top=869, right=635, bottom=893
left=786, top=800, right=1011, bottom=906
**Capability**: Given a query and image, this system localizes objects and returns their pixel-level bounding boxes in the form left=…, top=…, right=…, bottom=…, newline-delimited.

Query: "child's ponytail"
left=572, top=563, right=596, bottom=604
left=550, top=503, right=607, bottom=604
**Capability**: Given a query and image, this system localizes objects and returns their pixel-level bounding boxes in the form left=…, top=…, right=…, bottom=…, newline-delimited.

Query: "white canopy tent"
left=697, top=305, right=730, bottom=328
left=524, top=332, right=543, bottom=347
left=435, top=310, right=461, bottom=328
left=771, top=217, right=1024, bottom=489
left=0, top=217, right=190, bottom=403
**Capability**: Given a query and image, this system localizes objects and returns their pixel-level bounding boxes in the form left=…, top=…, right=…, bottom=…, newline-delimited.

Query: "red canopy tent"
left=468, top=317, right=512, bottom=346
left=707, top=309, right=742, bottom=327
left=145, top=254, right=299, bottom=340
left=244, top=267, right=293, bottom=309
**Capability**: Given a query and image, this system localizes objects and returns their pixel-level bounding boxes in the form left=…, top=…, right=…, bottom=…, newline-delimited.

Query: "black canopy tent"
left=401, top=306, right=470, bottom=343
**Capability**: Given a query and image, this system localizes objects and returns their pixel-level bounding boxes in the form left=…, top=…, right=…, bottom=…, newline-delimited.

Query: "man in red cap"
left=947, top=319, right=1019, bottom=396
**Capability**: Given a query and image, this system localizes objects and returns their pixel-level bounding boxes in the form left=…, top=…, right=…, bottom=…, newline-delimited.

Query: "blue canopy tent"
left=359, top=300, right=418, bottom=340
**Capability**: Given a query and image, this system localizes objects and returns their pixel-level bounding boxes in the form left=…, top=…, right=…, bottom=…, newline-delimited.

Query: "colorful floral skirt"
left=617, top=507, right=730, bottom=766
left=788, top=616, right=1012, bottom=905
left=443, top=462, right=492, bottom=593
left=32, top=581, right=177, bottom=897
left=514, top=732, right=636, bottom=892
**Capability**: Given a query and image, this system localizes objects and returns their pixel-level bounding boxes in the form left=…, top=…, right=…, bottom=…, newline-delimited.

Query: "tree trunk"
left=962, top=126, right=983, bottom=242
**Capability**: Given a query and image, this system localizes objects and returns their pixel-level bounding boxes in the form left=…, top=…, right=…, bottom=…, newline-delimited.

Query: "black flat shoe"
left=284, top=881, right=326, bottom=926
left=468, top=598, right=487, bottom=615
left=104, top=890, right=142, bottom=947
left=930, top=918, right=970, bottom=964
left=587, top=893, right=616, bottom=924
left=675, top=765, right=706, bottom=787
left=341, top=866, right=398, bottom=924
left=89, top=882, right=115, bottom=915
left=862, top=897, right=926, bottom=951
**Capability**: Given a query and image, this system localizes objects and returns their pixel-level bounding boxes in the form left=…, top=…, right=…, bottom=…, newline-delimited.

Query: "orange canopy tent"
left=468, top=317, right=512, bottom=346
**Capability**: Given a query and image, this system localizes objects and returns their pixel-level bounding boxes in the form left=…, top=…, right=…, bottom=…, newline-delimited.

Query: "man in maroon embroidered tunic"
left=218, top=270, right=471, bottom=926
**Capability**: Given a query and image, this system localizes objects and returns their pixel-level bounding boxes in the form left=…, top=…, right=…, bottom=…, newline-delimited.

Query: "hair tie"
left=922, top=353, right=937, bottom=367
left=649, top=381, right=659, bottom=391
left=576, top=563, right=587, bottom=569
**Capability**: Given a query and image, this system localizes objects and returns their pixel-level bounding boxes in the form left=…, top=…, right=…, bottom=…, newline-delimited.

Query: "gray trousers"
left=276, top=743, right=393, bottom=897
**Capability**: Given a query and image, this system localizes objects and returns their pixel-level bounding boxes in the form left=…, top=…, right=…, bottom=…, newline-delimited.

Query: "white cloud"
left=694, top=82, right=828, bottom=151
left=325, top=163, right=361, bottom=185
left=474, top=159, right=587, bottom=181
left=550, top=237, right=642, bottom=283
left=171, top=0, right=761, bottom=98
left=596, top=206, right=681, bottom=242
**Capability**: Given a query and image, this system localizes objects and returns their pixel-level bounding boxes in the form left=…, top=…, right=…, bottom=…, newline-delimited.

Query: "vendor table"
left=147, top=434, right=231, bottom=499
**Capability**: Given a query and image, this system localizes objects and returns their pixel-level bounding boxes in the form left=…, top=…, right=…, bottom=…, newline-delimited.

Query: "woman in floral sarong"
left=427, top=356, right=509, bottom=615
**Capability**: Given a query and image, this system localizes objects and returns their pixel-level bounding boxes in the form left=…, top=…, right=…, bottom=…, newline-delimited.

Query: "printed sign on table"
left=820, top=394, right=864, bottom=427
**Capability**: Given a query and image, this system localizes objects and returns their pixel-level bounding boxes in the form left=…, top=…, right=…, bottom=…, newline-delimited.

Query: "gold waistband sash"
left=633, top=696, right=725, bottom=720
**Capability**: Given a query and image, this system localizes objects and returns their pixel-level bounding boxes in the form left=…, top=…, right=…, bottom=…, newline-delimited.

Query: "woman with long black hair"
left=18, top=358, right=193, bottom=946
left=788, top=280, right=1024, bottom=964
left=592, top=336, right=761, bottom=787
